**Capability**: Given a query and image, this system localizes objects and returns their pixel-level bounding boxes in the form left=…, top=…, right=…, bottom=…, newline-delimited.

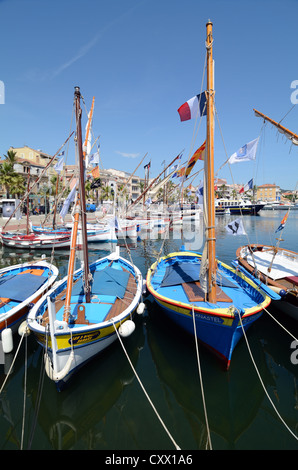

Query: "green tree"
left=0, top=150, right=25, bottom=198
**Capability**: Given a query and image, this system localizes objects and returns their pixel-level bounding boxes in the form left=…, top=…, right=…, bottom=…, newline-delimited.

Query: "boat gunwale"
left=0, top=260, right=58, bottom=323
left=27, top=254, right=143, bottom=335
left=146, top=251, right=271, bottom=319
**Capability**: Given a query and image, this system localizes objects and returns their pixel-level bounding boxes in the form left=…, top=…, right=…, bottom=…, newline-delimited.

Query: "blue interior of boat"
left=52, top=262, right=133, bottom=327
left=160, top=261, right=238, bottom=288
left=72, top=266, right=130, bottom=299
left=151, top=255, right=264, bottom=309
left=56, top=301, right=112, bottom=324
left=0, top=272, right=46, bottom=302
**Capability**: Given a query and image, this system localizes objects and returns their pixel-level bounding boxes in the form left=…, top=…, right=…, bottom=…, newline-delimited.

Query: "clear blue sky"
left=1, top=0, right=298, bottom=189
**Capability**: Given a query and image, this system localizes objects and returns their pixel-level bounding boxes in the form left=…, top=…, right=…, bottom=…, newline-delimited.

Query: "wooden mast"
left=26, top=167, right=30, bottom=235
left=63, top=87, right=91, bottom=322
left=52, top=172, right=60, bottom=229
left=206, top=20, right=217, bottom=303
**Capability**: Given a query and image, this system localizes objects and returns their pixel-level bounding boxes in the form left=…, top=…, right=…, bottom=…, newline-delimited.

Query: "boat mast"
left=63, top=87, right=91, bottom=322
left=206, top=20, right=217, bottom=303
left=75, top=87, right=91, bottom=302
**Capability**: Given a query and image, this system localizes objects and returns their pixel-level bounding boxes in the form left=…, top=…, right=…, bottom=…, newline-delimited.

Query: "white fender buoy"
left=269, top=286, right=287, bottom=296
left=1, top=328, right=13, bottom=353
left=137, top=302, right=145, bottom=315
left=18, top=321, right=31, bottom=337
left=118, top=320, right=135, bottom=337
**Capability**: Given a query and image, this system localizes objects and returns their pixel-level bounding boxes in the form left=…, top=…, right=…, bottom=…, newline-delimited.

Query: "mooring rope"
left=112, top=319, right=181, bottom=450
left=20, top=333, right=28, bottom=450
left=237, top=309, right=298, bottom=441
left=191, top=305, right=212, bottom=450
left=263, top=305, right=298, bottom=342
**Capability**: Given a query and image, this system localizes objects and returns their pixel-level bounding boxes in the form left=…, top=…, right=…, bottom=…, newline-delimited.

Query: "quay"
left=0, top=213, right=100, bottom=231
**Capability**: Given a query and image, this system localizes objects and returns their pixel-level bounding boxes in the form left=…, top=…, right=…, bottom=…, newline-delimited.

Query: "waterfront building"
left=256, top=183, right=281, bottom=202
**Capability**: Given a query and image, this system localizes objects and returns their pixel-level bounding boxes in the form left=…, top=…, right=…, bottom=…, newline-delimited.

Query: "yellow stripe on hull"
left=34, top=318, right=126, bottom=352
left=147, top=250, right=271, bottom=320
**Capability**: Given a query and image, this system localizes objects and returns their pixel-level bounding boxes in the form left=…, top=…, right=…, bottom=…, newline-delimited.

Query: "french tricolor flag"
left=177, top=92, right=207, bottom=122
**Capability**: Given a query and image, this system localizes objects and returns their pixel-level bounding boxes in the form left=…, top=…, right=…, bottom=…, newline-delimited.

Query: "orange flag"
left=185, top=141, right=206, bottom=177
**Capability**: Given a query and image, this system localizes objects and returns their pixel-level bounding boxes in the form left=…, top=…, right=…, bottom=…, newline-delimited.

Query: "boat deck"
left=150, top=255, right=265, bottom=311
left=41, top=270, right=138, bottom=328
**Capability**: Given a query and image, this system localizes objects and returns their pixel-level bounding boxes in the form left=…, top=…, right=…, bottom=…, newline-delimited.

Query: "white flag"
left=60, top=182, right=78, bottom=221
left=225, top=218, right=246, bottom=236
left=54, top=157, right=64, bottom=174
left=88, top=151, right=100, bottom=165
left=228, top=138, right=259, bottom=164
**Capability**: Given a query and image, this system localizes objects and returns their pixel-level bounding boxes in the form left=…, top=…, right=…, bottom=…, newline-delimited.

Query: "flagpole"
left=119, top=153, right=147, bottom=198
left=268, top=209, right=290, bottom=274
left=127, top=152, right=183, bottom=211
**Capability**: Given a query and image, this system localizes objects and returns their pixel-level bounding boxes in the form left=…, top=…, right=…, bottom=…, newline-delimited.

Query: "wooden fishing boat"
left=146, top=21, right=271, bottom=369
left=27, top=248, right=143, bottom=390
left=27, top=87, right=144, bottom=390
left=0, top=260, right=58, bottom=335
left=0, top=231, right=72, bottom=249
left=232, top=112, right=298, bottom=319
left=234, top=244, right=298, bottom=319
left=31, top=222, right=117, bottom=243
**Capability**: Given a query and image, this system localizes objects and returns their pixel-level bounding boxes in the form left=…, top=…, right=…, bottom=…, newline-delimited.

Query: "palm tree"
left=4, top=150, right=17, bottom=163
left=9, top=173, right=26, bottom=198
left=0, top=149, right=24, bottom=198
left=101, top=184, right=111, bottom=201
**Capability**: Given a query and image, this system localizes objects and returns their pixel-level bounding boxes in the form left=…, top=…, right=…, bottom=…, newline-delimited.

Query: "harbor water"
left=1, top=209, right=298, bottom=450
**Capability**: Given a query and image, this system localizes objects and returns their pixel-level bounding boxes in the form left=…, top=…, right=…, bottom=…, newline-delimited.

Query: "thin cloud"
left=51, top=33, right=101, bottom=79
left=50, top=2, right=145, bottom=79
left=116, top=151, right=140, bottom=159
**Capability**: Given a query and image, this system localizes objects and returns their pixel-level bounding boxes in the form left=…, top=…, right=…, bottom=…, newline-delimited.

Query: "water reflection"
left=0, top=211, right=298, bottom=449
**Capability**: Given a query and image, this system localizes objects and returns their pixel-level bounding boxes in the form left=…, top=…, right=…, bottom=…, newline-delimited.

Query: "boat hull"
left=27, top=253, right=143, bottom=389
left=0, top=261, right=58, bottom=334
left=0, top=232, right=71, bottom=249
left=235, top=244, right=298, bottom=319
left=146, top=251, right=271, bottom=368
left=32, top=224, right=117, bottom=243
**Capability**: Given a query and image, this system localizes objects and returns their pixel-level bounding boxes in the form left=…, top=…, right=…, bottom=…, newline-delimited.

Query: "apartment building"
left=256, top=183, right=281, bottom=202
left=3, top=146, right=59, bottom=194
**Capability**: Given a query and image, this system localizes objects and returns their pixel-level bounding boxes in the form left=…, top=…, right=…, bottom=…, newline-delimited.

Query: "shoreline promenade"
left=0, top=213, right=100, bottom=231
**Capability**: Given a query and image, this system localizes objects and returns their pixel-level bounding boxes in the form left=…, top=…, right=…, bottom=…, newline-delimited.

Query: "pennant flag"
left=175, top=167, right=185, bottom=178
left=239, top=178, right=253, bottom=194
left=228, top=138, right=259, bottom=164
left=60, top=182, right=78, bottom=221
left=91, top=166, right=100, bottom=179
left=54, top=157, right=64, bottom=175
left=225, top=218, right=247, bottom=236
left=177, top=92, right=207, bottom=122
left=88, top=151, right=100, bottom=165
left=144, top=162, right=151, bottom=170
left=185, top=140, right=206, bottom=177
left=90, top=178, right=101, bottom=189
left=275, top=211, right=289, bottom=233
left=57, top=151, right=65, bottom=157
left=196, top=181, right=204, bottom=205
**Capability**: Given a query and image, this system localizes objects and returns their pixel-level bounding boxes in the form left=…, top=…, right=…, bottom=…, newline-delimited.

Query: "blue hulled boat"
left=146, top=21, right=271, bottom=369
